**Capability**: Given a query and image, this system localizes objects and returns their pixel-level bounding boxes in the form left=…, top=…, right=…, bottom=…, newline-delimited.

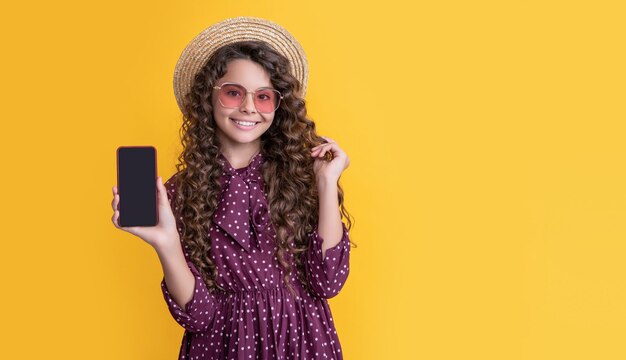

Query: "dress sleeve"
left=160, top=261, right=217, bottom=333
left=304, top=221, right=351, bottom=299
left=159, top=174, right=218, bottom=333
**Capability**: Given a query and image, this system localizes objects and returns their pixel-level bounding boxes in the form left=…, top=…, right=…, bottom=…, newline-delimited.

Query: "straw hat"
left=173, top=16, right=309, bottom=114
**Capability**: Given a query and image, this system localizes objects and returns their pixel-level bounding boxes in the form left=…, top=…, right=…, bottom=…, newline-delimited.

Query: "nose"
left=239, top=92, right=257, bottom=114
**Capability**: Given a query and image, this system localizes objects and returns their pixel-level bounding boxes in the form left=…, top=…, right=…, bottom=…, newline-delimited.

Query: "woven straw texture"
left=173, top=16, right=309, bottom=113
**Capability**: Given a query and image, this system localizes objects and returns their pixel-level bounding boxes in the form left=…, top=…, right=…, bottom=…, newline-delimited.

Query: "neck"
left=216, top=129, right=263, bottom=168
left=220, top=147, right=261, bottom=170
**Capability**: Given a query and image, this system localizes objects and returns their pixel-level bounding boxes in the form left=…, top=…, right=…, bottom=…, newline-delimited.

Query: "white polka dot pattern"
left=161, top=260, right=217, bottom=333
left=159, top=152, right=351, bottom=359
left=305, top=222, right=351, bottom=299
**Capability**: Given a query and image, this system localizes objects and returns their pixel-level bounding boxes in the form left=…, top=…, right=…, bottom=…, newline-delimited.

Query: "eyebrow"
left=220, top=81, right=275, bottom=90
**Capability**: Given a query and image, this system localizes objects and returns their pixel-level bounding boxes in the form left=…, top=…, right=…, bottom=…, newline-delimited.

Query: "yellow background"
left=1, top=0, right=625, bottom=359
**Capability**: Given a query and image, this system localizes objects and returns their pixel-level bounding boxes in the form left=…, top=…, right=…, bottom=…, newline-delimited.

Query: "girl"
left=111, top=18, right=354, bottom=360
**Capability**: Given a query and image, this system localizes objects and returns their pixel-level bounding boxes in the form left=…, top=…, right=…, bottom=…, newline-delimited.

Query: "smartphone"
left=116, top=146, right=158, bottom=227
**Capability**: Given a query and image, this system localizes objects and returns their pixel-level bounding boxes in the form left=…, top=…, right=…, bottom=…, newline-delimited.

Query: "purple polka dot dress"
left=160, top=152, right=351, bottom=359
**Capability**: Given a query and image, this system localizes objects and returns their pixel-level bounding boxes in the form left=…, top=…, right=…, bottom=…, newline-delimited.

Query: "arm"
left=316, top=177, right=345, bottom=260
left=156, top=175, right=218, bottom=333
left=304, top=177, right=352, bottom=299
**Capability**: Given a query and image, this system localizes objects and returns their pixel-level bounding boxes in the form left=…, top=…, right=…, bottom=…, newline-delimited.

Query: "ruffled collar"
left=212, top=151, right=270, bottom=252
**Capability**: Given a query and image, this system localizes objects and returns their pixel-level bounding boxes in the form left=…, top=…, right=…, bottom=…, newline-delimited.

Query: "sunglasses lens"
left=254, top=89, right=280, bottom=113
left=217, top=84, right=281, bottom=113
left=218, top=84, right=246, bottom=108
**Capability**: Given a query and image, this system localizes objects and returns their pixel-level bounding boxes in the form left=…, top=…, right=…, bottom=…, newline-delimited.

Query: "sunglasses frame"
left=212, top=82, right=284, bottom=114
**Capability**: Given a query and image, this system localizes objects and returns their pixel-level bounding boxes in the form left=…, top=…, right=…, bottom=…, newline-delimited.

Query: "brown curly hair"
left=170, top=40, right=355, bottom=297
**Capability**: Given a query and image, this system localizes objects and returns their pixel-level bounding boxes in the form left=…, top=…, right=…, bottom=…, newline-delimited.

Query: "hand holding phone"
left=111, top=177, right=179, bottom=250
left=112, top=146, right=180, bottom=250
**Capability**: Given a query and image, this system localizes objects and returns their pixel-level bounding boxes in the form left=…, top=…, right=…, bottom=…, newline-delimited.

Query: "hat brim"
left=173, top=16, right=309, bottom=115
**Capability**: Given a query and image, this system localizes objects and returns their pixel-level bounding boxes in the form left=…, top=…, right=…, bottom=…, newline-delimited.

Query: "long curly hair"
left=170, top=40, right=355, bottom=297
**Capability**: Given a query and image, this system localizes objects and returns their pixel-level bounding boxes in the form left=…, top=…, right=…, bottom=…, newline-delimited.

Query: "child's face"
left=212, top=59, right=276, bottom=149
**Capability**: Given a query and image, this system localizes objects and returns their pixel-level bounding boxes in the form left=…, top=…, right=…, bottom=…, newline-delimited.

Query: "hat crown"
left=173, top=16, right=308, bottom=115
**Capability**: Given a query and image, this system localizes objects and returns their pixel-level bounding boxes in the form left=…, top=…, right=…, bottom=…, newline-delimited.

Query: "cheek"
left=211, top=96, right=226, bottom=115
left=261, top=118, right=274, bottom=130
left=213, top=106, right=230, bottom=120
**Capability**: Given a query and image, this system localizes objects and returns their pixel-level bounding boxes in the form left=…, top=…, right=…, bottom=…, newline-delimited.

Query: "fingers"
left=311, top=142, right=332, bottom=152
left=311, top=142, right=337, bottom=158
left=311, top=146, right=326, bottom=157
left=311, top=136, right=334, bottom=148
left=311, top=137, right=335, bottom=152
left=156, top=176, right=169, bottom=206
left=111, top=185, right=123, bottom=229
left=111, top=208, right=121, bottom=229
left=111, top=193, right=118, bottom=211
left=111, top=185, right=119, bottom=211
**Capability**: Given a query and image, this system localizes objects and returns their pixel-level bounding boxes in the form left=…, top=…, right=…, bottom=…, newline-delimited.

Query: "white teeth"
left=232, top=119, right=257, bottom=126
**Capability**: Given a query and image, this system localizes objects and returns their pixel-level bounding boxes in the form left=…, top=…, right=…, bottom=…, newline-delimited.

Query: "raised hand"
left=310, top=136, right=350, bottom=184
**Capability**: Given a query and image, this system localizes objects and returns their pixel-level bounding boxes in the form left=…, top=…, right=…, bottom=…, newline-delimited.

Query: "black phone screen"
left=116, top=146, right=158, bottom=227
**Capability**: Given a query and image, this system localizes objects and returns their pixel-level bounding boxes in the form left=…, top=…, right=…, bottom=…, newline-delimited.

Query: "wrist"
left=153, top=232, right=182, bottom=257
left=316, top=174, right=339, bottom=189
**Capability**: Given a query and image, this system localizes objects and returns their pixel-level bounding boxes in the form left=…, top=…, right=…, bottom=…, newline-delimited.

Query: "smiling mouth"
left=230, top=118, right=259, bottom=128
